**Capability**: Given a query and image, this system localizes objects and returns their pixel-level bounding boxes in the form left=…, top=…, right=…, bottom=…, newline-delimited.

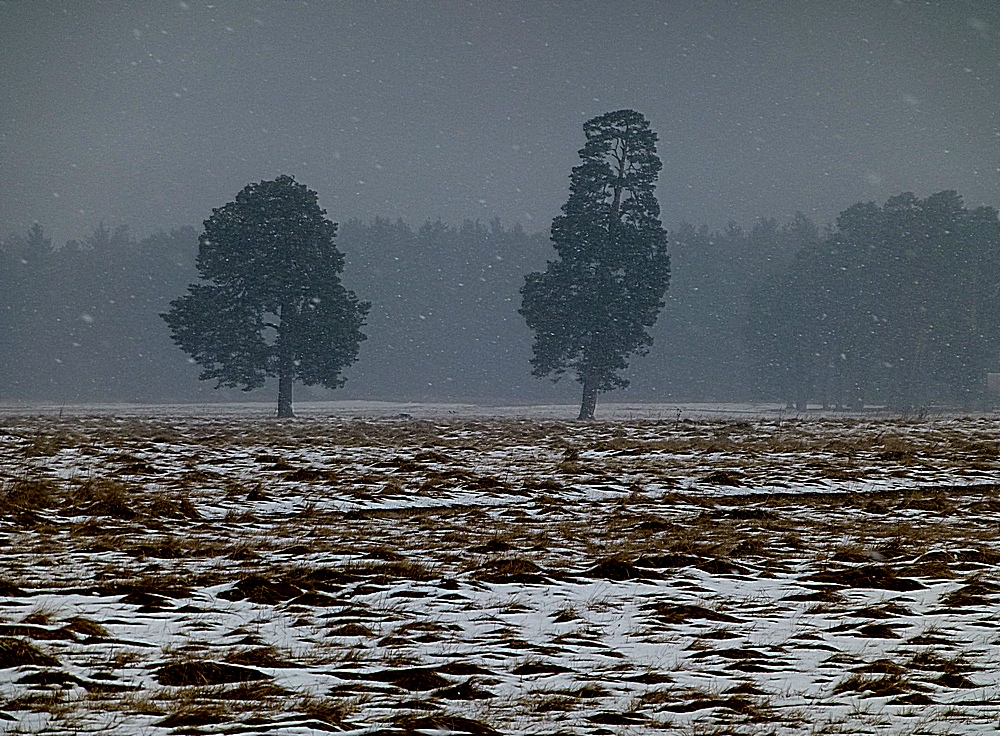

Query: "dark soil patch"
left=782, top=587, right=846, bottom=603
left=624, top=672, right=674, bottom=685
left=0, top=624, right=76, bottom=641
left=634, top=517, right=680, bottom=533
left=702, top=470, right=744, bottom=486
left=688, top=647, right=768, bottom=661
left=354, top=561, right=435, bottom=583
left=907, top=633, right=953, bottom=646
left=955, top=548, right=1000, bottom=565
left=224, top=647, right=298, bottom=668
left=99, top=578, right=193, bottom=599
left=215, top=682, right=291, bottom=700
left=436, top=662, right=495, bottom=676
left=155, top=660, right=271, bottom=686
left=283, top=468, right=338, bottom=482
left=832, top=548, right=878, bottom=563
left=662, top=696, right=757, bottom=714
left=218, top=576, right=302, bottom=604
left=157, top=707, right=227, bottom=728
left=328, top=623, right=374, bottom=637
left=533, top=696, right=577, bottom=713
left=721, top=506, right=776, bottom=520
left=852, top=660, right=907, bottom=677
left=648, top=603, right=741, bottom=624
left=848, top=602, right=913, bottom=618
left=371, top=667, right=450, bottom=691
left=906, top=651, right=968, bottom=673
left=472, top=558, right=547, bottom=584
left=726, top=682, right=769, bottom=696
left=523, top=478, right=564, bottom=493
left=287, top=591, right=339, bottom=607
left=436, top=680, right=495, bottom=700
left=468, top=539, right=514, bottom=554
left=806, top=565, right=924, bottom=591
left=854, top=624, right=903, bottom=639
left=936, top=673, right=980, bottom=689
left=695, top=558, right=748, bottom=575
left=586, top=711, right=646, bottom=724
left=834, top=673, right=913, bottom=697
left=567, top=683, right=609, bottom=698
left=393, top=714, right=499, bottom=736
left=889, top=692, right=936, bottom=705
left=16, top=670, right=81, bottom=687
left=634, top=554, right=701, bottom=569
left=294, top=567, right=360, bottom=591
left=119, top=591, right=172, bottom=610
left=511, top=661, right=572, bottom=676
left=703, top=626, right=744, bottom=642
left=940, top=580, right=1000, bottom=607
left=0, top=580, right=28, bottom=597
left=587, top=556, right=658, bottom=581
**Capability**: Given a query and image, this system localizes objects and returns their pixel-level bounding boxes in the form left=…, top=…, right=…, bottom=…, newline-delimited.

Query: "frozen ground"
left=1, top=404, right=999, bottom=735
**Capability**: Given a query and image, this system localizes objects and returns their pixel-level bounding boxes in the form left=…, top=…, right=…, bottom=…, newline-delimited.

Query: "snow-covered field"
left=2, top=404, right=999, bottom=735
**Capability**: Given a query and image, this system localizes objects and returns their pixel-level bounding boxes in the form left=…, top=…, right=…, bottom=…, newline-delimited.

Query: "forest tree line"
left=2, top=189, right=999, bottom=409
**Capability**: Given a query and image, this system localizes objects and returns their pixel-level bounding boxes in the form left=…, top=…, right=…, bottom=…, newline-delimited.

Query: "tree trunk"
left=578, top=372, right=599, bottom=420
left=277, top=371, right=294, bottom=418
left=276, top=303, right=295, bottom=418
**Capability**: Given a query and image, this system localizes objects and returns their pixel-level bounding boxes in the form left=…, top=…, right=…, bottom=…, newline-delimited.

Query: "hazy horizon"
left=3, top=1, right=999, bottom=243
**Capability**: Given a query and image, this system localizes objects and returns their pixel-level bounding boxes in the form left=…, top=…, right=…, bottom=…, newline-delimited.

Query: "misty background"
left=2, top=1, right=999, bottom=407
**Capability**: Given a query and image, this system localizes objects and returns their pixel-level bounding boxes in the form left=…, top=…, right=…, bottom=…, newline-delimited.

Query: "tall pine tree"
left=163, top=175, right=368, bottom=417
left=520, top=110, right=671, bottom=419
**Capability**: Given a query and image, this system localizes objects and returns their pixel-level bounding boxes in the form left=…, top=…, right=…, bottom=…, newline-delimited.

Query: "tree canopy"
left=520, top=109, right=671, bottom=419
left=162, top=175, right=368, bottom=416
left=748, top=191, right=1000, bottom=409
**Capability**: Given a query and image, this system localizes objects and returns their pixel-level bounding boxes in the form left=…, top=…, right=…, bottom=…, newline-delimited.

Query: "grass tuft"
left=0, top=637, right=60, bottom=667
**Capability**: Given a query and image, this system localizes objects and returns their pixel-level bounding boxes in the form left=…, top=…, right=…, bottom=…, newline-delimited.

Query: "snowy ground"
left=1, top=404, right=999, bottom=735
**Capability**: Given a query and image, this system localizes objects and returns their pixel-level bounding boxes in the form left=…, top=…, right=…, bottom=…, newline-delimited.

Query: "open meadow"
left=1, top=403, right=999, bottom=735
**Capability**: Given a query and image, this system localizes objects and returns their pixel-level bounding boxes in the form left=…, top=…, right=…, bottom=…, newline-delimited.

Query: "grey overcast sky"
left=2, top=0, right=999, bottom=243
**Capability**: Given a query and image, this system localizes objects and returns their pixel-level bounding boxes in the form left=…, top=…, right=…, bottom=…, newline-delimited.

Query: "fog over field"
left=1, top=2, right=1000, bottom=409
